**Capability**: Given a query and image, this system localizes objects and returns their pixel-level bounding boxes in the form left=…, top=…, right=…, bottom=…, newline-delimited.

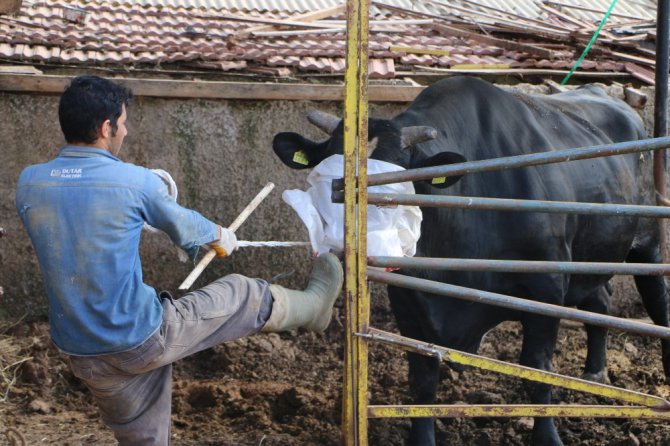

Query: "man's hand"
left=209, top=226, right=238, bottom=257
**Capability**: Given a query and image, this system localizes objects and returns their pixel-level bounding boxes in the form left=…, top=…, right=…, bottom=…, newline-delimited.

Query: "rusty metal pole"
left=655, top=0, right=670, bottom=261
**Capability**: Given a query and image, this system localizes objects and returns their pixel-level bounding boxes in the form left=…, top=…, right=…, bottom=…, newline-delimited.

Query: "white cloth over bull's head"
left=282, top=154, right=422, bottom=257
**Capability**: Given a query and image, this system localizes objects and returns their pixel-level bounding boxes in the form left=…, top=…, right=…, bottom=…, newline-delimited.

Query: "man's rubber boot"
left=262, top=253, right=343, bottom=332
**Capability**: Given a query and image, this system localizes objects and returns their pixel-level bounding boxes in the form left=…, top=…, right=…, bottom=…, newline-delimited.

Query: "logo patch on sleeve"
left=292, top=150, right=309, bottom=166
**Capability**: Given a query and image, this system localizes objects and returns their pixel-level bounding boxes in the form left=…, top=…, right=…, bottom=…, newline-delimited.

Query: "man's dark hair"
left=58, top=76, right=133, bottom=144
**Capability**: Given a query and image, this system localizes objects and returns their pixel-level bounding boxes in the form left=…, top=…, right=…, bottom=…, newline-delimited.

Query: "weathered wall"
left=0, top=90, right=404, bottom=318
left=0, top=82, right=662, bottom=319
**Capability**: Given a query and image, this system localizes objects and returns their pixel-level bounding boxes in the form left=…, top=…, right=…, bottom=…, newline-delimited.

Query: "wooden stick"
left=178, top=182, right=275, bottom=290
left=411, top=65, right=631, bottom=78
left=538, top=3, right=586, bottom=30
left=237, top=4, right=346, bottom=37
left=431, top=23, right=561, bottom=59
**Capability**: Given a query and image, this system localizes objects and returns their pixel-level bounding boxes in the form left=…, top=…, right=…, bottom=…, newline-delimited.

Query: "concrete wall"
left=0, top=82, right=660, bottom=319
left=0, top=90, right=405, bottom=318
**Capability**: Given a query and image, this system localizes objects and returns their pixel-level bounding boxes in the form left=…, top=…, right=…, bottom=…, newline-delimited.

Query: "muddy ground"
left=2, top=283, right=670, bottom=446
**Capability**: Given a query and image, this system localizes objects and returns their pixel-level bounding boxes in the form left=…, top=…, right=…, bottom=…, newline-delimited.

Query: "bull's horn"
left=400, top=126, right=437, bottom=148
left=307, top=109, right=341, bottom=135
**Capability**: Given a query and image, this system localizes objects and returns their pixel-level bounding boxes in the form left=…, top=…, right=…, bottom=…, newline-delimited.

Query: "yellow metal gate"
left=340, top=0, right=670, bottom=445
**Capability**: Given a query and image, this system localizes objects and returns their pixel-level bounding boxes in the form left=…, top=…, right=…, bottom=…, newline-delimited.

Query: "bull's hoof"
left=581, top=370, right=610, bottom=384
left=532, top=418, right=563, bottom=446
left=532, top=431, right=564, bottom=446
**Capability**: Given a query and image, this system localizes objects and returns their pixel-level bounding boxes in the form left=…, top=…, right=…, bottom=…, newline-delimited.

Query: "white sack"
left=283, top=155, right=422, bottom=257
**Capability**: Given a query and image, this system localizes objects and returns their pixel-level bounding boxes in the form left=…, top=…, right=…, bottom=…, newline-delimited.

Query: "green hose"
left=561, top=0, right=620, bottom=85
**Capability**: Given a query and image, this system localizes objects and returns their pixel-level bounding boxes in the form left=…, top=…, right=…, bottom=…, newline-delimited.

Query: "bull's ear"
left=417, top=151, right=467, bottom=189
left=272, top=132, right=321, bottom=169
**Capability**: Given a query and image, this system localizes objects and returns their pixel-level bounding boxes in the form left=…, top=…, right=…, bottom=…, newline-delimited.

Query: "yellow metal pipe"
left=355, top=0, right=371, bottom=444
left=362, top=328, right=670, bottom=409
left=368, top=404, right=670, bottom=419
left=342, top=0, right=371, bottom=444
left=342, top=0, right=360, bottom=437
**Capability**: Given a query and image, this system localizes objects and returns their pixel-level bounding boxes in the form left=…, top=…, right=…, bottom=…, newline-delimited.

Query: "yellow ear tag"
left=292, top=150, right=309, bottom=166
left=431, top=177, right=446, bottom=185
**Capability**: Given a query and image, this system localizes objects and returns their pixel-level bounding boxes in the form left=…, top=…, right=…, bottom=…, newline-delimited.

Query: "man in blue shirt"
left=16, top=75, right=343, bottom=445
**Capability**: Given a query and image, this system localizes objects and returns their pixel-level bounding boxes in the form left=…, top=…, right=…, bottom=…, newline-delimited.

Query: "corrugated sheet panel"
left=100, top=0, right=341, bottom=13
left=0, top=0, right=655, bottom=80
left=75, top=0, right=657, bottom=23
left=542, top=0, right=656, bottom=22
left=432, top=0, right=655, bottom=24
left=67, top=0, right=471, bottom=15
left=70, top=0, right=426, bottom=14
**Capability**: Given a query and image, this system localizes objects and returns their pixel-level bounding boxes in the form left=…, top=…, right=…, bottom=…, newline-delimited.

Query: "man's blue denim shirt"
left=16, top=146, right=219, bottom=355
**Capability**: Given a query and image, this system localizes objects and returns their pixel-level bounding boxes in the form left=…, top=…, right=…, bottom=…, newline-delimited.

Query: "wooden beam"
left=0, top=65, right=42, bottom=74
left=252, top=28, right=346, bottom=37
left=431, top=23, right=562, bottom=59
left=608, top=50, right=655, bottom=67
left=625, top=62, right=655, bottom=85
left=237, top=5, right=346, bottom=37
left=0, top=73, right=424, bottom=102
left=624, top=86, right=648, bottom=109
left=492, top=22, right=572, bottom=42
left=193, top=12, right=337, bottom=29
left=389, top=45, right=451, bottom=57
left=450, top=63, right=510, bottom=70
left=538, top=3, right=584, bottom=30
left=580, top=19, right=655, bottom=34
left=414, top=65, right=632, bottom=78
left=544, top=79, right=568, bottom=93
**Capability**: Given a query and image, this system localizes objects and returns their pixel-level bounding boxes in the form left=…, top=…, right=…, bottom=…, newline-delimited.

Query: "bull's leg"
left=520, top=315, right=563, bottom=446
left=627, top=247, right=670, bottom=379
left=578, top=286, right=611, bottom=384
left=407, top=353, right=441, bottom=446
left=387, top=285, right=440, bottom=446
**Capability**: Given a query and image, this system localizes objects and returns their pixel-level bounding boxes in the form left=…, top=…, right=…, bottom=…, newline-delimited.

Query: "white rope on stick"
left=237, top=241, right=311, bottom=248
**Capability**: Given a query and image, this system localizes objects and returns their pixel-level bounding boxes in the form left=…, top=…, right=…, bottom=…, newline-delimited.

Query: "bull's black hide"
left=272, top=76, right=670, bottom=446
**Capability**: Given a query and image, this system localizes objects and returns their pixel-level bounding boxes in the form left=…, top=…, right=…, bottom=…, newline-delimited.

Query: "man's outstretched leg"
left=262, top=253, right=343, bottom=332
left=69, top=253, right=343, bottom=444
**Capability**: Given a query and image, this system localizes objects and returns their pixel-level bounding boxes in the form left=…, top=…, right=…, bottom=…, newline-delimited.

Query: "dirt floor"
left=2, top=283, right=670, bottom=446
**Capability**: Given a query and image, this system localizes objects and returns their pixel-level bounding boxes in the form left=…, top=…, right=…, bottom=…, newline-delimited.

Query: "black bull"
left=272, top=76, right=670, bottom=445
